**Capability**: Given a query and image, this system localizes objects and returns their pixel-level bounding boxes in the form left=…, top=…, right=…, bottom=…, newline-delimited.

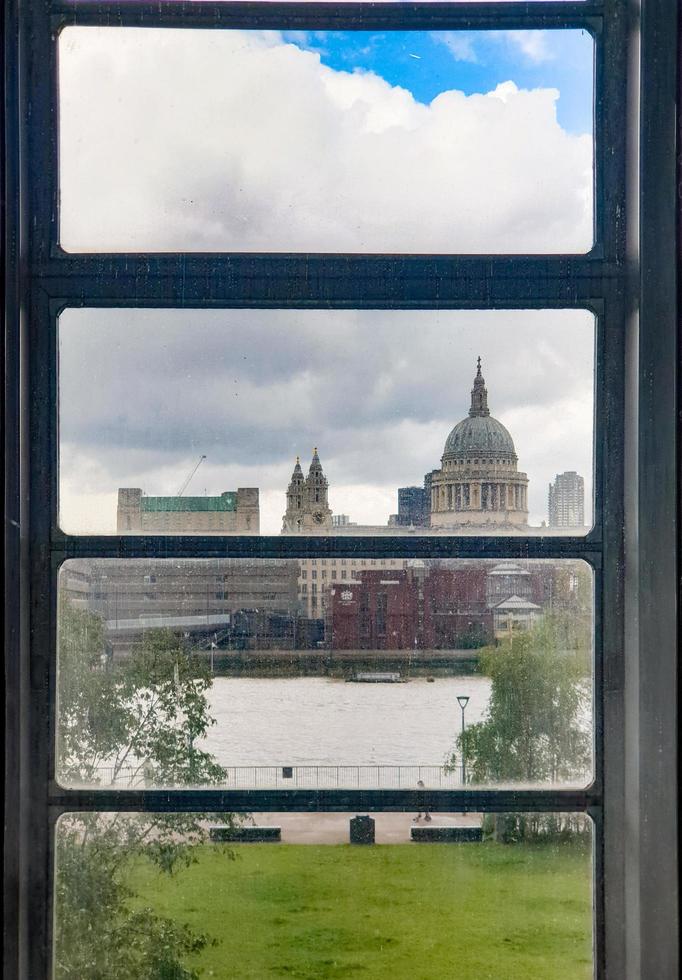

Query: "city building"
left=429, top=358, right=529, bottom=529
left=548, top=471, right=586, bottom=528
left=60, top=558, right=299, bottom=657
left=116, top=487, right=259, bottom=534
left=332, top=514, right=354, bottom=528
left=422, top=565, right=492, bottom=649
left=486, top=561, right=534, bottom=606
left=297, top=557, right=409, bottom=619
left=282, top=449, right=333, bottom=532
left=326, top=561, right=565, bottom=651
left=328, top=570, right=419, bottom=650
left=388, top=486, right=430, bottom=527
left=492, top=595, right=543, bottom=639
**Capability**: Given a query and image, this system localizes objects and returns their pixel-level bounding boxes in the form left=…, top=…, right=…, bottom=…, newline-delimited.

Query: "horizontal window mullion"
left=35, top=263, right=619, bottom=310
left=52, top=533, right=602, bottom=563
left=51, top=0, right=603, bottom=33
left=47, top=787, right=599, bottom=814
left=38, top=254, right=620, bottom=283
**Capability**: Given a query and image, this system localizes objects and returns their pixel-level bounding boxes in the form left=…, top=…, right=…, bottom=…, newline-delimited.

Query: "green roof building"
left=117, top=487, right=259, bottom=534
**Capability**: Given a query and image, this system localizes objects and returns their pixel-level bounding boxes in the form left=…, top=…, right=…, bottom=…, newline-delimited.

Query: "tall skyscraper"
left=548, top=471, right=585, bottom=528
left=398, top=486, right=429, bottom=526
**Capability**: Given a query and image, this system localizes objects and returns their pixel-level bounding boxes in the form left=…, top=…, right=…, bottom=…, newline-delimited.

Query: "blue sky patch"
left=282, top=29, right=593, bottom=135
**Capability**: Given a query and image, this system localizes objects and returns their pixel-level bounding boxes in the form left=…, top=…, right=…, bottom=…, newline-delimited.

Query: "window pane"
left=59, top=28, right=593, bottom=253
left=58, top=308, right=595, bottom=536
left=54, top=811, right=593, bottom=979
left=57, top=557, right=593, bottom=789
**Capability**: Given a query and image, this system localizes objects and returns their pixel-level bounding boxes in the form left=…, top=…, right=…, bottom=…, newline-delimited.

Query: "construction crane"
left=177, top=455, right=206, bottom=496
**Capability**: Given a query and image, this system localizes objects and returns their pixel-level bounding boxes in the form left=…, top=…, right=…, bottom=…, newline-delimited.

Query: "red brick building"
left=326, top=561, right=577, bottom=651
left=328, top=571, right=419, bottom=650
left=422, top=566, right=492, bottom=649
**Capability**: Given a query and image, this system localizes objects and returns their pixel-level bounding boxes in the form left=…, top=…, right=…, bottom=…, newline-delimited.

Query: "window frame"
left=3, top=1, right=678, bottom=978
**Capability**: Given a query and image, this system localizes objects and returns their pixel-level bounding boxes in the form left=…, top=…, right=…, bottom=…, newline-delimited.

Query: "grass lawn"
left=130, top=841, right=592, bottom=980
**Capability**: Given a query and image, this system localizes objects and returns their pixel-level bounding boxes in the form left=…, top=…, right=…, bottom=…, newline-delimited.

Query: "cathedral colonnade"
left=431, top=481, right=528, bottom=515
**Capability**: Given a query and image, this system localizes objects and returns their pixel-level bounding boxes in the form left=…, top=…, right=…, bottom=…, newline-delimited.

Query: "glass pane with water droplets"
left=59, top=28, right=594, bottom=253
left=58, top=308, right=595, bottom=537
left=57, top=556, right=593, bottom=790
left=54, top=810, right=594, bottom=980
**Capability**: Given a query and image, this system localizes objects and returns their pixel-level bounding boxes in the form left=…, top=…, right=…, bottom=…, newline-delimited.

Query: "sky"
left=57, top=28, right=595, bottom=534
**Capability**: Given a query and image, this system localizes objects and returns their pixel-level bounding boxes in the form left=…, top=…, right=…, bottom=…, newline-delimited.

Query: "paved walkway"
left=248, top=811, right=482, bottom=844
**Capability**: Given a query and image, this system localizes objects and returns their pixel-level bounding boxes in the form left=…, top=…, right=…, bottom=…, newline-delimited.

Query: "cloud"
left=499, top=30, right=554, bottom=65
left=59, top=28, right=591, bottom=253
left=434, top=32, right=479, bottom=64
left=435, top=30, right=558, bottom=74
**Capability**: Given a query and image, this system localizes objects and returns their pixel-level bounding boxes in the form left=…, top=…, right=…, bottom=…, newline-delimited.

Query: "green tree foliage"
left=55, top=813, right=218, bottom=980
left=450, top=615, right=591, bottom=786
left=57, top=598, right=226, bottom=788
left=55, top=596, right=237, bottom=979
left=479, top=812, right=592, bottom=845
left=546, top=562, right=593, bottom=664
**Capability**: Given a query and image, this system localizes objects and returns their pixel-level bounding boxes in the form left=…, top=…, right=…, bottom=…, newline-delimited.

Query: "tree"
left=448, top=615, right=591, bottom=842
left=447, top=614, right=591, bottom=840
left=55, top=596, right=237, bottom=979
left=545, top=561, right=593, bottom=662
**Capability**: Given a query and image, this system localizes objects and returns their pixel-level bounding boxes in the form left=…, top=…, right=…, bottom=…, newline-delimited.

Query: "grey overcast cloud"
left=59, top=309, right=594, bottom=534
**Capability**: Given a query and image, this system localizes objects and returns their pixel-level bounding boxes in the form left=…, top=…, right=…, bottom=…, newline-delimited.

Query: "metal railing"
left=87, top=764, right=465, bottom=790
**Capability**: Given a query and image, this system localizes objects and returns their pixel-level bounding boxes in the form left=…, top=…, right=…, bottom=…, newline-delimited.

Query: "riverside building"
left=116, top=487, right=259, bottom=534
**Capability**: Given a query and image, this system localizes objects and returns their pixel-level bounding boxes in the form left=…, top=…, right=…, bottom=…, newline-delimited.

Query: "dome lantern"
left=469, top=356, right=490, bottom=418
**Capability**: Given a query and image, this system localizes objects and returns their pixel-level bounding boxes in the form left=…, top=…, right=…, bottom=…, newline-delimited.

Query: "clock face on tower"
left=312, top=511, right=325, bottom=525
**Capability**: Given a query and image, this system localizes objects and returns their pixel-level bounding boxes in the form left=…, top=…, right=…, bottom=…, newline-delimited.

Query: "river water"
left=201, top=676, right=492, bottom=768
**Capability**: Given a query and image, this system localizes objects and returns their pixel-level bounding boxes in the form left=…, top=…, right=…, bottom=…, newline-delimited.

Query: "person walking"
left=413, top=779, right=432, bottom=822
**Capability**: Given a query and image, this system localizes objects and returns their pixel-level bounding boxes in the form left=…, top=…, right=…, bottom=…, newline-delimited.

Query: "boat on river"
left=346, top=671, right=405, bottom=683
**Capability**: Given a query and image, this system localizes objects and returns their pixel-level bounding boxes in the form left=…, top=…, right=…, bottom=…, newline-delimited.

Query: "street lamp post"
left=457, top=695, right=470, bottom=785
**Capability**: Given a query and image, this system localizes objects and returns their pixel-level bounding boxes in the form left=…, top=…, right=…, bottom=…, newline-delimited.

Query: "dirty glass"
left=53, top=811, right=593, bottom=980
left=58, top=308, right=595, bottom=536
left=59, top=28, right=594, bottom=253
left=56, top=557, right=593, bottom=790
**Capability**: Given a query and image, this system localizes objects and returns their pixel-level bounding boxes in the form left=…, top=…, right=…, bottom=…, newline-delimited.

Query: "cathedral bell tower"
left=282, top=456, right=306, bottom=532
left=282, top=449, right=333, bottom=532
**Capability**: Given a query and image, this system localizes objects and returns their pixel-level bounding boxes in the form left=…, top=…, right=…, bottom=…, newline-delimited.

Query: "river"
left=201, top=675, right=492, bottom=768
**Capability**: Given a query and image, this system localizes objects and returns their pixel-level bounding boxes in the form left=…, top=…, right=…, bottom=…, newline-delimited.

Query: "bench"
left=411, top=826, right=483, bottom=843
left=210, top=826, right=281, bottom=843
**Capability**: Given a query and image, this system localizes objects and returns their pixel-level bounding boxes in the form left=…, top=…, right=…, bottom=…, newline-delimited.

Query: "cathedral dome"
left=443, top=414, right=516, bottom=459
left=430, top=358, right=528, bottom=530
left=442, top=357, right=516, bottom=461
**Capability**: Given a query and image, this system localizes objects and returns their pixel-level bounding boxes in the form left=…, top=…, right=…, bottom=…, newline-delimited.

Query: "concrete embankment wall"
left=194, top=648, right=481, bottom=678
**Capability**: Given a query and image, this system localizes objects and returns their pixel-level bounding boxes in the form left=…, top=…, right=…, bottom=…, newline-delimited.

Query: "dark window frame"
left=3, top=1, right=678, bottom=978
